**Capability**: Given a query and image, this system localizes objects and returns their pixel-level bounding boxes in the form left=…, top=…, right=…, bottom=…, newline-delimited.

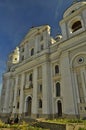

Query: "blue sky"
left=0, top=0, right=73, bottom=92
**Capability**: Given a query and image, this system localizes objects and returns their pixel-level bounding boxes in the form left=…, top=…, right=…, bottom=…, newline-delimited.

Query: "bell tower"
left=60, top=1, right=86, bottom=40
left=7, top=47, right=19, bottom=72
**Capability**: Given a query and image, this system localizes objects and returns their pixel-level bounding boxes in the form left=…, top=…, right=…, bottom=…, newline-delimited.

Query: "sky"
left=0, top=0, right=74, bottom=92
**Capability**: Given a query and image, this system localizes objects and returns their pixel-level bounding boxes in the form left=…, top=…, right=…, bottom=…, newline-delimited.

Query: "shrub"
left=0, top=120, right=5, bottom=128
left=79, top=128, right=86, bottom=130
left=0, top=120, right=47, bottom=130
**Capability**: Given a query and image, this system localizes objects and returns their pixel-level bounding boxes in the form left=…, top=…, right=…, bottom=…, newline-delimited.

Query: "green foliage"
left=68, top=119, right=83, bottom=123
left=0, top=120, right=47, bottom=130
left=79, top=128, right=86, bottom=130
left=0, top=120, right=13, bottom=128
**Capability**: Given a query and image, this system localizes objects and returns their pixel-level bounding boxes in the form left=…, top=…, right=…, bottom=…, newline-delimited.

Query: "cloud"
left=54, top=0, right=64, bottom=19
left=54, top=0, right=72, bottom=20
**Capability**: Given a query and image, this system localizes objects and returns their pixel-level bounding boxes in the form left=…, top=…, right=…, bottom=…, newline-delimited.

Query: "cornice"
left=13, top=52, right=50, bottom=74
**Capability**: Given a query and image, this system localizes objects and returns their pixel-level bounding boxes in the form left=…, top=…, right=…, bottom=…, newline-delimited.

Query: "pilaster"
left=19, top=73, right=25, bottom=114
left=73, top=71, right=80, bottom=103
left=81, top=67, right=86, bottom=102
left=24, top=44, right=28, bottom=59
left=42, top=62, right=52, bottom=114
left=32, top=68, right=38, bottom=115
left=35, top=35, right=39, bottom=53
left=71, top=70, right=80, bottom=115
left=61, top=51, right=75, bottom=114
left=9, top=78, right=14, bottom=113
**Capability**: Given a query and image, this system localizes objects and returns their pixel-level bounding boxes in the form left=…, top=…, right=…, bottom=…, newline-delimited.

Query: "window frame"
left=55, top=65, right=59, bottom=74
left=56, top=82, right=60, bottom=97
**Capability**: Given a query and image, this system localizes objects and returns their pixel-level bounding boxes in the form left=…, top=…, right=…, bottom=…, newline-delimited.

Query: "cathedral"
left=0, top=1, right=86, bottom=119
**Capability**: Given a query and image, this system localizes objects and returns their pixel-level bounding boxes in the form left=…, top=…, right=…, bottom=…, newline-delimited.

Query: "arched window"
left=29, top=73, right=32, bottom=81
left=39, top=99, right=42, bottom=108
left=72, top=21, right=82, bottom=33
left=55, top=65, right=59, bottom=74
left=31, top=48, right=34, bottom=56
left=56, top=82, right=60, bottom=97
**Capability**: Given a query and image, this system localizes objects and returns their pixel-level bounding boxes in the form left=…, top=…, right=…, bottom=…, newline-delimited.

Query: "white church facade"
left=0, top=1, right=86, bottom=119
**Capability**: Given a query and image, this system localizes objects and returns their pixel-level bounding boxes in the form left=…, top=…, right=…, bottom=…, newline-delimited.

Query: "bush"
left=79, top=128, right=86, bottom=130
left=0, top=120, right=5, bottom=128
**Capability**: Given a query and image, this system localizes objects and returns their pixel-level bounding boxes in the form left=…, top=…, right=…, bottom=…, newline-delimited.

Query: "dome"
left=63, top=2, right=86, bottom=18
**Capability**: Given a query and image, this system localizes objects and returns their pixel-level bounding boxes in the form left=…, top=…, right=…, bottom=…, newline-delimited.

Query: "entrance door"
left=26, top=96, right=32, bottom=116
left=57, top=100, right=62, bottom=117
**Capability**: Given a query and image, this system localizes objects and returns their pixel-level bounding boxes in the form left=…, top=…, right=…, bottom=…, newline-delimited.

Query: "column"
left=32, top=68, right=38, bottom=116
left=19, top=73, right=25, bottom=114
left=13, top=76, right=18, bottom=113
left=9, top=78, right=14, bottom=113
left=3, top=78, right=10, bottom=113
